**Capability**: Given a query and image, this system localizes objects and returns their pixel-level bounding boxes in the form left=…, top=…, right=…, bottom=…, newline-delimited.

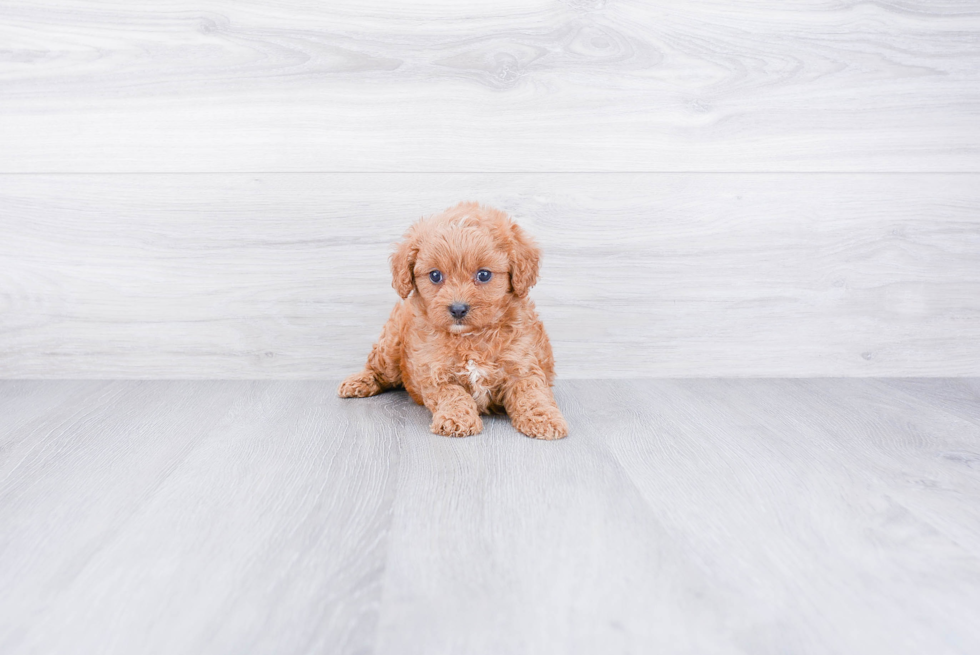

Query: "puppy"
left=338, top=202, right=568, bottom=440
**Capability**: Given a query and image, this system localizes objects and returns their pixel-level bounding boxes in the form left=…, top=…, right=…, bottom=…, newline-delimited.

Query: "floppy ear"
left=507, top=221, right=541, bottom=298
left=390, top=224, right=420, bottom=299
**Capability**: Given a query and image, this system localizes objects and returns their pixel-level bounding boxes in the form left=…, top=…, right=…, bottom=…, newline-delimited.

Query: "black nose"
left=449, top=303, right=469, bottom=319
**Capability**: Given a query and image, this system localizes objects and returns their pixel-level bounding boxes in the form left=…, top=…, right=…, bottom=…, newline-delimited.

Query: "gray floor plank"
left=0, top=380, right=115, bottom=449
left=1, top=379, right=979, bottom=654
left=374, top=397, right=734, bottom=655
left=0, top=381, right=406, bottom=655
left=592, top=378, right=980, bottom=655
left=877, top=378, right=980, bottom=429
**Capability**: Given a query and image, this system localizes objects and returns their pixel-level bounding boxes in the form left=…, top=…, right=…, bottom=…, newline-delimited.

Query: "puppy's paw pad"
left=513, top=409, right=568, bottom=440
left=338, top=372, right=381, bottom=398
left=431, top=412, right=483, bottom=438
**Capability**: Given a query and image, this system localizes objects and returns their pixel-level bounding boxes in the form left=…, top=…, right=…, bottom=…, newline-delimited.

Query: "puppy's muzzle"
left=448, top=302, right=470, bottom=320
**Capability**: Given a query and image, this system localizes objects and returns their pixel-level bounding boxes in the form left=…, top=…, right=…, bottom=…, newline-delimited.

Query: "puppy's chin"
left=449, top=323, right=471, bottom=335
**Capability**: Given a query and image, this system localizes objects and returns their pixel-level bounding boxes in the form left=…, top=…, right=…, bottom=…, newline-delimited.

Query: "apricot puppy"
left=338, top=202, right=568, bottom=440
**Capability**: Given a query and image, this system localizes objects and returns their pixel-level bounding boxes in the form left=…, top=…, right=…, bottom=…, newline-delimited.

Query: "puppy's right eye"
left=429, top=270, right=443, bottom=284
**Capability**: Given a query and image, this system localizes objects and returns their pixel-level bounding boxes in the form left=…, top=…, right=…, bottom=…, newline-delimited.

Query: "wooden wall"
left=1, top=1, right=978, bottom=377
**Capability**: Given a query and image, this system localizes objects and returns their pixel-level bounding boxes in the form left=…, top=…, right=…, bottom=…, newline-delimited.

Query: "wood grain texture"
left=879, top=378, right=980, bottom=427
left=591, top=378, right=980, bottom=654
left=0, top=380, right=404, bottom=655
left=1, top=1, right=979, bottom=172
left=2, top=379, right=979, bottom=654
left=2, top=173, right=978, bottom=378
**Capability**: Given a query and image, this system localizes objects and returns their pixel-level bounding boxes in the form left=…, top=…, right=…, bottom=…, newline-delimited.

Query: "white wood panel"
left=3, top=379, right=979, bottom=653
left=2, top=173, right=978, bottom=378
left=1, top=1, right=978, bottom=172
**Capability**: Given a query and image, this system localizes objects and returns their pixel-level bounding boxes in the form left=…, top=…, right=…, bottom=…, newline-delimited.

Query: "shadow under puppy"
left=339, top=202, right=568, bottom=440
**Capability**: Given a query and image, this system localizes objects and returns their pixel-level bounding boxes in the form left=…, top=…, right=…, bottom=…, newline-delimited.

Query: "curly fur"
left=338, top=202, right=568, bottom=440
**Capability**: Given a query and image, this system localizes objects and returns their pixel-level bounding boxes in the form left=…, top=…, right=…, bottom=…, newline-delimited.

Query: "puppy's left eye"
left=476, top=269, right=492, bottom=283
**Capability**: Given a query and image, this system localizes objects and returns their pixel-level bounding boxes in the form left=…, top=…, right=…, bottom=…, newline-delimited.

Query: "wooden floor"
left=2, top=379, right=978, bottom=654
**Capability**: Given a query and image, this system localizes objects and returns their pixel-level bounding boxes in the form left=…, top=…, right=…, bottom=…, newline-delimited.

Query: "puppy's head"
left=390, top=202, right=541, bottom=334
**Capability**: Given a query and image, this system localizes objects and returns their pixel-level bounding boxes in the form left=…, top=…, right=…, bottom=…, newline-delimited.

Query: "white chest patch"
left=465, top=360, right=484, bottom=386
left=462, top=359, right=491, bottom=409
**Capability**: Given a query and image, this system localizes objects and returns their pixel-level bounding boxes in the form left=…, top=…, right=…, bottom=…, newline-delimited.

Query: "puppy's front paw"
left=431, top=409, right=483, bottom=437
left=512, top=407, right=568, bottom=440
left=338, top=371, right=382, bottom=398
